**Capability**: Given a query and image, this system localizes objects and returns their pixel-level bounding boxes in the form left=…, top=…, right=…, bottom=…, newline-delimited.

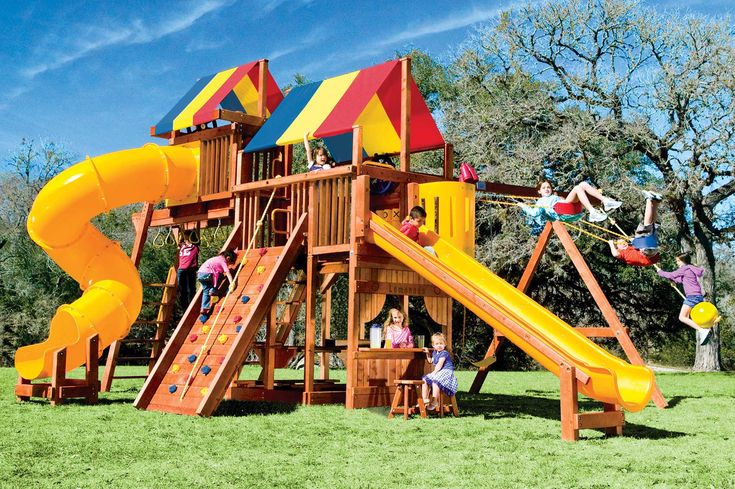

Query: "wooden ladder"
left=100, top=267, right=178, bottom=391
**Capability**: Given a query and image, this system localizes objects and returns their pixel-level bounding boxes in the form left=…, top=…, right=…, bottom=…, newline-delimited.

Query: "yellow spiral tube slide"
left=16, top=144, right=199, bottom=380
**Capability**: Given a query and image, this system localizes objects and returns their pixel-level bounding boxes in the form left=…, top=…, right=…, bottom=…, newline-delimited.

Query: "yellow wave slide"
left=16, top=144, right=199, bottom=379
left=370, top=213, right=654, bottom=411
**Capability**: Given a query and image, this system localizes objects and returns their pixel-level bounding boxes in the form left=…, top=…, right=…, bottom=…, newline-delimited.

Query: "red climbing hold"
left=259, top=248, right=267, bottom=257
left=233, top=315, right=242, bottom=323
left=188, top=334, right=198, bottom=342
left=257, top=284, right=264, bottom=292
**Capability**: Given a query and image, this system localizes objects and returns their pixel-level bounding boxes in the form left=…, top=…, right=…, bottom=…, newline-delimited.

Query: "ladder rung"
left=134, top=320, right=168, bottom=325
left=275, top=300, right=303, bottom=305
left=286, top=280, right=306, bottom=285
left=121, top=338, right=162, bottom=344
left=113, top=375, right=149, bottom=380
left=117, top=356, right=155, bottom=362
left=144, top=283, right=176, bottom=288
left=142, top=300, right=173, bottom=306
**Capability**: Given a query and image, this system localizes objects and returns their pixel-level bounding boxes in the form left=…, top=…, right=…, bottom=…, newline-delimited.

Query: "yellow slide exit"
left=16, top=144, right=199, bottom=380
left=369, top=213, right=654, bottom=412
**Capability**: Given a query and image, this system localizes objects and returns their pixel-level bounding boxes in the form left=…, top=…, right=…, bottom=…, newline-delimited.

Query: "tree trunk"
left=693, top=240, right=721, bottom=371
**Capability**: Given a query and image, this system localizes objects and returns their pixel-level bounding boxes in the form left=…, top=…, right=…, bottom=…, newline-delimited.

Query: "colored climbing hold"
left=188, top=354, right=197, bottom=363
left=241, top=295, right=250, bottom=304
left=259, top=248, right=267, bottom=257
left=218, top=334, right=228, bottom=344
left=199, top=314, right=208, bottom=324
left=200, top=387, right=208, bottom=396
left=211, top=295, right=220, bottom=305
left=214, top=305, right=221, bottom=314
left=257, top=265, right=266, bottom=274
left=168, top=384, right=177, bottom=394
left=172, top=364, right=180, bottom=373
left=202, top=325, right=211, bottom=334
left=236, top=325, right=242, bottom=333
left=257, top=284, right=263, bottom=292
left=188, top=334, right=198, bottom=342
left=202, top=365, right=212, bottom=375
left=233, top=315, right=242, bottom=323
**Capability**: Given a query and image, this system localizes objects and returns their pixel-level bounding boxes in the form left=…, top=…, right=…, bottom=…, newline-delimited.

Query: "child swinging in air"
left=522, top=180, right=622, bottom=224
left=400, top=206, right=437, bottom=256
left=383, top=308, right=414, bottom=348
left=656, top=253, right=720, bottom=345
left=303, top=132, right=332, bottom=172
left=608, top=190, right=662, bottom=267
left=422, top=333, right=458, bottom=412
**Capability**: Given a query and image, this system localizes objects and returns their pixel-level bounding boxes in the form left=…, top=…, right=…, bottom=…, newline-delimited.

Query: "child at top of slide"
left=400, top=206, right=437, bottom=256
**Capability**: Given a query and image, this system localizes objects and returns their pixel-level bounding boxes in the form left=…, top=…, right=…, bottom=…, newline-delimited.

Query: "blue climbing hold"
left=241, top=296, right=250, bottom=304
left=202, top=365, right=212, bottom=375
left=188, top=354, right=197, bottom=363
left=199, top=314, right=208, bottom=324
left=168, top=384, right=177, bottom=394
left=236, top=325, right=242, bottom=333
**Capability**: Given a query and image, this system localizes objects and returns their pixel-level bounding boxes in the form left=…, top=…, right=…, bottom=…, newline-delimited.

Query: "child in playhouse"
left=383, top=307, right=414, bottom=348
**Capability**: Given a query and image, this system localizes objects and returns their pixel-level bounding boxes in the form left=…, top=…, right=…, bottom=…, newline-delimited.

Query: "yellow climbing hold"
left=200, top=387, right=208, bottom=396
left=257, top=265, right=266, bottom=274
left=218, top=334, right=228, bottom=344
left=202, top=325, right=211, bottom=334
left=172, top=364, right=180, bottom=373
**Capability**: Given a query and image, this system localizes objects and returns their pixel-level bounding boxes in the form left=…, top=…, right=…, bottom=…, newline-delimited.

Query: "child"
left=197, top=250, right=237, bottom=315
left=383, top=308, right=414, bottom=348
left=400, top=206, right=437, bottom=256
left=177, top=231, right=199, bottom=311
left=422, top=333, right=458, bottom=411
left=656, top=253, right=720, bottom=345
left=303, top=132, right=332, bottom=171
left=608, top=190, right=662, bottom=267
left=522, top=180, right=622, bottom=224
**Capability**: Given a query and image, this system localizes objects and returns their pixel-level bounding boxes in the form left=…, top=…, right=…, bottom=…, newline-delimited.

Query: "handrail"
left=233, top=166, right=355, bottom=192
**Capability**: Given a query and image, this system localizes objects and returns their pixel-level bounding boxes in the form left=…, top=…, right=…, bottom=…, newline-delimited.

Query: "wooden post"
left=51, top=347, right=67, bottom=406
left=130, top=202, right=154, bottom=268
left=517, top=222, right=553, bottom=293
left=352, top=125, right=363, bottom=175
left=100, top=340, right=121, bottom=392
left=559, top=362, right=579, bottom=441
left=319, top=287, right=332, bottom=380
left=443, top=143, right=454, bottom=180
left=552, top=221, right=668, bottom=409
left=399, top=57, right=411, bottom=173
left=263, top=303, right=277, bottom=389
left=257, top=59, right=268, bottom=119
left=85, top=334, right=100, bottom=404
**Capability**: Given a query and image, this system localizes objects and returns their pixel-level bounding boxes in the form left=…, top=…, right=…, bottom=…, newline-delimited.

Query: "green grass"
left=1, top=367, right=733, bottom=488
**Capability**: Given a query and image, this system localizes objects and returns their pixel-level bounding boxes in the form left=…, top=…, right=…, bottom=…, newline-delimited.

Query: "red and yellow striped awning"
left=245, top=60, right=444, bottom=157
left=152, top=61, right=283, bottom=136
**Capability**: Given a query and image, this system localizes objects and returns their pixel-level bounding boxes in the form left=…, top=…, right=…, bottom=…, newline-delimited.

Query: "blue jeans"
left=177, top=268, right=197, bottom=311
left=684, top=294, right=704, bottom=307
left=197, top=273, right=216, bottom=311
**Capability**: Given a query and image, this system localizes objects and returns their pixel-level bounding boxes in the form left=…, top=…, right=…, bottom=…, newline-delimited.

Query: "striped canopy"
left=244, top=60, right=444, bottom=158
left=152, top=61, right=283, bottom=136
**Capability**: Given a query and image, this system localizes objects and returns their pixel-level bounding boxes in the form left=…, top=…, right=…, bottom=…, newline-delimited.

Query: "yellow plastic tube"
left=370, top=213, right=654, bottom=411
left=16, top=144, right=199, bottom=380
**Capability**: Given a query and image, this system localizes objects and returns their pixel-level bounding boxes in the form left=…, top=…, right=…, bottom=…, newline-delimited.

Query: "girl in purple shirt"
left=656, top=253, right=719, bottom=344
left=197, top=250, right=236, bottom=315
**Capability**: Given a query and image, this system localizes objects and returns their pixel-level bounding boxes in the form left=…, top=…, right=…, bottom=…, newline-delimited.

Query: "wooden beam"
left=257, top=59, right=268, bottom=119
left=399, top=57, right=411, bottom=172
left=352, top=125, right=363, bottom=175
left=518, top=222, right=553, bottom=293
left=130, top=202, right=154, bottom=268
left=443, top=143, right=454, bottom=180
left=170, top=124, right=236, bottom=146
left=355, top=280, right=443, bottom=297
left=216, top=109, right=265, bottom=127
left=303, top=254, right=318, bottom=401
left=559, top=362, right=579, bottom=441
left=233, top=166, right=354, bottom=193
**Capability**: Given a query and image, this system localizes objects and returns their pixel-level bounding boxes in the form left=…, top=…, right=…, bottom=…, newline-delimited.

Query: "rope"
left=652, top=265, right=687, bottom=300
left=562, top=222, right=610, bottom=243
left=577, top=218, right=630, bottom=241
left=179, top=183, right=281, bottom=400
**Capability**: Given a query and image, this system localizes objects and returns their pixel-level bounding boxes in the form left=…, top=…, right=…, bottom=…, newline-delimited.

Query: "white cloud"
left=21, top=0, right=233, bottom=79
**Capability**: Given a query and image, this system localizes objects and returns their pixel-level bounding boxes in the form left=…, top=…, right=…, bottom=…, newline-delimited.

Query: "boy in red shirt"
left=400, top=206, right=436, bottom=256
left=609, top=190, right=661, bottom=267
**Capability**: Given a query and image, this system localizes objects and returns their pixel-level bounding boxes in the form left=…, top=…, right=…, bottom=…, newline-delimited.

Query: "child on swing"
left=656, top=253, right=720, bottom=345
left=303, top=132, right=332, bottom=172
left=422, top=333, right=458, bottom=412
left=383, top=308, right=414, bottom=348
left=522, top=180, right=622, bottom=224
left=608, top=190, right=662, bottom=267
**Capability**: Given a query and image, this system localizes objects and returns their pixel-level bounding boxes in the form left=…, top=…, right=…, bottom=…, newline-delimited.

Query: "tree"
left=464, top=0, right=735, bottom=370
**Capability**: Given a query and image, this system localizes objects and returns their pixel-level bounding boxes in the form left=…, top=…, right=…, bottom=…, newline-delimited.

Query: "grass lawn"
left=0, top=366, right=733, bottom=488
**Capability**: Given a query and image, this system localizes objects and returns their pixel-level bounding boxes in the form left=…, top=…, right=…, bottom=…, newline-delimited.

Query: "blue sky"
left=0, top=0, right=732, bottom=159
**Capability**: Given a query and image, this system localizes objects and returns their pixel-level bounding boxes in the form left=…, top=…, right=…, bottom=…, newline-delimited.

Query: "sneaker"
left=698, top=328, right=712, bottom=346
left=588, top=209, right=608, bottom=222
left=602, top=197, right=623, bottom=211
left=641, top=190, right=663, bottom=202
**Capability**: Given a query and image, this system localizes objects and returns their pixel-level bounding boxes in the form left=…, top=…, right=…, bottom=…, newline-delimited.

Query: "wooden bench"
left=388, top=380, right=427, bottom=420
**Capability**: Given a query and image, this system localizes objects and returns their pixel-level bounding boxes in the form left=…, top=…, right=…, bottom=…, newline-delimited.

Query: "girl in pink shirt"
left=197, top=250, right=236, bottom=315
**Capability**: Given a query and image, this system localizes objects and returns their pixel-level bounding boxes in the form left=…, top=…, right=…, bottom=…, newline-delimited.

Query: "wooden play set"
left=16, top=57, right=664, bottom=441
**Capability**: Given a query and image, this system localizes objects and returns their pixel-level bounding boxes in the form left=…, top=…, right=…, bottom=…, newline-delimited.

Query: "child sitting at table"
left=422, top=332, right=458, bottom=411
left=400, top=206, right=436, bottom=256
left=383, top=308, right=413, bottom=348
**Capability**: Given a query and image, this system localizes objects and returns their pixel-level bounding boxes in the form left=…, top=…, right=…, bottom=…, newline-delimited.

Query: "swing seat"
left=553, top=201, right=583, bottom=215
left=632, top=234, right=658, bottom=249
left=471, top=356, right=496, bottom=369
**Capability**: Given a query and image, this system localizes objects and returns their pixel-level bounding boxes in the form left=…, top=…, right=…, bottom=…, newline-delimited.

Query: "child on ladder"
left=422, top=333, right=458, bottom=412
left=656, top=253, right=720, bottom=345
left=197, top=250, right=237, bottom=317
left=608, top=190, right=662, bottom=267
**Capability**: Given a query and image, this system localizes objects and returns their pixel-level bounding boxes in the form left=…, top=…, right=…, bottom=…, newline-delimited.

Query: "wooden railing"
left=200, top=133, right=233, bottom=195
left=309, top=174, right=352, bottom=251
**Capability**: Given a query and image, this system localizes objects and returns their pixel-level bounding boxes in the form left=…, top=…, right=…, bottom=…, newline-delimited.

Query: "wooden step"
left=142, top=300, right=174, bottom=306
left=144, top=283, right=176, bottom=288
left=121, top=338, right=162, bottom=344
left=117, top=356, right=155, bottom=362
left=134, top=320, right=169, bottom=325
left=112, top=375, right=149, bottom=380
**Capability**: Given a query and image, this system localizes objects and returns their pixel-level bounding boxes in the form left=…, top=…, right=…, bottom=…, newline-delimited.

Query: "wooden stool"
left=436, top=392, right=459, bottom=417
left=388, top=380, right=427, bottom=420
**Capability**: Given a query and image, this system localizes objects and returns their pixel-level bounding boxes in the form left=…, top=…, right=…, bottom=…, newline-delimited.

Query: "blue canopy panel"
left=322, top=132, right=367, bottom=163
left=154, top=74, right=216, bottom=137
left=245, top=82, right=322, bottom=153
